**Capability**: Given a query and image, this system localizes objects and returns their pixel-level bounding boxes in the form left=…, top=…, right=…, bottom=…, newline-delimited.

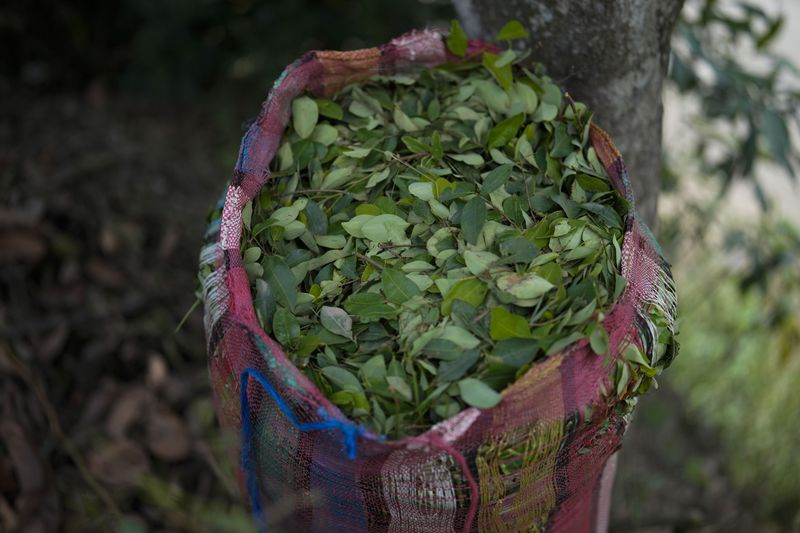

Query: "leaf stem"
left=564, top=92, right=585, bottom=131
left=354, top=252, right=384, bottom=271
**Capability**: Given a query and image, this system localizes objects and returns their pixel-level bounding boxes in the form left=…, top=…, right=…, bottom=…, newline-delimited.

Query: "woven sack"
left=199, top=30, right=677, bottom=533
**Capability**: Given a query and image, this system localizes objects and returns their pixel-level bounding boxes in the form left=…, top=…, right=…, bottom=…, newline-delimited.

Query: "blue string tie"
left=239, top=367, right=377, bottom=530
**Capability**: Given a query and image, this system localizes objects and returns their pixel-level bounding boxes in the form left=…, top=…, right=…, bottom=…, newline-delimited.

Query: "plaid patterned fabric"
left=199, top=30, right=677, bottom=533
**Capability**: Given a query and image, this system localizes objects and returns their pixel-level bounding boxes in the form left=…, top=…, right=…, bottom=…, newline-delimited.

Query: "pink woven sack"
left=199, top=30, right=677, bottom=532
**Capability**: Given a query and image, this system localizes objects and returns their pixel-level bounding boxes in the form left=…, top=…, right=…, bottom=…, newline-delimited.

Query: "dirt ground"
left=0, top=92, right=762, bottom=532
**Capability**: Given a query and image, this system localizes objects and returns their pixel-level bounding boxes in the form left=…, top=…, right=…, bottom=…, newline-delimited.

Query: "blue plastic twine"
left=240, top=367, right=375, bottom=531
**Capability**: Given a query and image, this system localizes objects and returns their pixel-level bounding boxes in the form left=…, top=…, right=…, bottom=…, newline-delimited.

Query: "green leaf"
left=449, top=153, right=485, bottom=167
left=393, top=106, right=419, bottom=132
left=461, top=197, right=487, bottom=245
left=254, top=279, right=277, bottom=331
left=581, top=202, right=623, bottom=230
left=242, top=201, right=253, bottom=230
left=292, top=138, right=316, bottom=168
left=589, top=324, right=609, bottom=355
left=490, top=307, right=531, bottom=340
left=382, top=268, right=422, bottom=304
left=431, top=131, right=444, bottom=160
left=439, top=325, right=481, bottom=349
left=361, top=214, right=411, bottom=244
left=360, top=355, right=387, bottom=385
left=623, top=343, right=651, bottom=367
left=269, top=205, right=300, bottom=227
left=761, top=109, right=792, bottom=174
left=272, top=307, right=300, bottom=347
left=532, top=103, right=558, bottom=123
left=495, top=20, right=529, bottom=41
left=576, top=174, right=611, bottom=193
left=341, top=214, right=373, bottom=238
left=545, top=331, right=585, bottom=356
left=366, top=167, right=392, bottom=188
left=615, top=360, right=630, bottom=396
left=243, top=246, right=262, bottom=264
left=756, top=16, right=784, bottom=49
left=316, top=98, right=344, bottom=120
left=315, top=234, right=346, bottom=249
left=263, top=256, right=298, bottom=311
left=569, top=300, right=597, bottom=326
left=480, top=164, right=513, bottom=194
left=344, top=293, right=399, bottom=322
left=401, top=135, right=429, bottom=154
left=493, top=49, right=517, bottom=68
left=442, top=278, right=488, bottom=316
left=438, top=349, right=480, bottom=381
left=322, top=366, right=363, bottom=393
left=311, top=123, right=339, bottom=145
left=277, top=142, right=293, bottom=171
left=386, top=376, right=413, bottom=402
left=498, top=237, right=539, bottom=263
left=292, top=96, right=319, bottom=139
left=487, top=113, right=525, bottom=150
left=494, top=338, right=539, bottom=367
left=496, top=272, right=554, bottom=300
left=321, top=167, right=353, bottom=189
left=344, top=147, right=371, bottom=159
left=303, top=199, right=328, bottom=235
left=458, top=378, right=502, bottom=409
left=244, top=261, right=264, bottom=282
left=463, top=250, right=498, bottom=276
left=320, top=306, right=353, bottom=339
left=540, top=82, right=563, bottom=107
left=550, top=122, right=572, bottom=158
left=482, top=52, right=513, bottom=90
left=424, top=339, right=463, bottom=361
left=502, top=196, right=525, bottom=226
left=510, top=82, right=538, bottom=114
left=446, top=19, right=468, bottom=57
left=296, top=335, right=322, bottom=358
left=409, top=182, right=435, bottom=201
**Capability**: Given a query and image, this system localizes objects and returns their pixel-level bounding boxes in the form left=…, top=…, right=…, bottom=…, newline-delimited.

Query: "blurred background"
left=1, top=0, right=798, bottom=531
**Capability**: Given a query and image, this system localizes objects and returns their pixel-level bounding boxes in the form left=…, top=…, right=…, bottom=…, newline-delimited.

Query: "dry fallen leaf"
left=146, top=411, right=191, bottom=462
left=0, top=231, right=47, bottom=263
left=105, top=387, right=152, bottom=440
left=145, top=353, right=169, bottom=390
left=88, top=439, right=149, bottom=485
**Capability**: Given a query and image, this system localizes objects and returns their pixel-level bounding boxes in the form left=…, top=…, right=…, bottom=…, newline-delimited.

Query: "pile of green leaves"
left=240, top=22, right=629, bottom=438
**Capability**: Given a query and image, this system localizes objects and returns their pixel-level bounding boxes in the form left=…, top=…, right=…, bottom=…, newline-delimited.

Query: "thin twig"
left=523, top=177, right=538, bottom=223
left=378, top=243, right=423, bottom=250
left=354, top=252, right=384, bottom=271
left=388, top=153, right=427, bottom=176
left=398, top=152, right=425, bottom=162
left=474, top=308, right=491, bottom=322
left=479, top=193, right=519, bottom=229
left=174, top=297, right=200, bottom=333
left=564, top=92, right=585, bottom=131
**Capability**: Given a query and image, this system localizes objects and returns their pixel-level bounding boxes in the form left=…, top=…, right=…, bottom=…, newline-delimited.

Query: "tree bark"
left=453, top=0, right=685, bottom=228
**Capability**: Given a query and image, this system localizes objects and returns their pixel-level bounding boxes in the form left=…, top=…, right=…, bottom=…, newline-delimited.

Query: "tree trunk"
left=453, top=0, right=685, bottom=228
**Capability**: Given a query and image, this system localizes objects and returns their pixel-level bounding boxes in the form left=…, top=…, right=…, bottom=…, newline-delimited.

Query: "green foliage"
left=662, top=5, right=800, bottom=526
left=241, top=33, right=632, bottom=438
left=672, top=218, right=800, bottom=524
left=668, top=0, right=799, bottom=203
